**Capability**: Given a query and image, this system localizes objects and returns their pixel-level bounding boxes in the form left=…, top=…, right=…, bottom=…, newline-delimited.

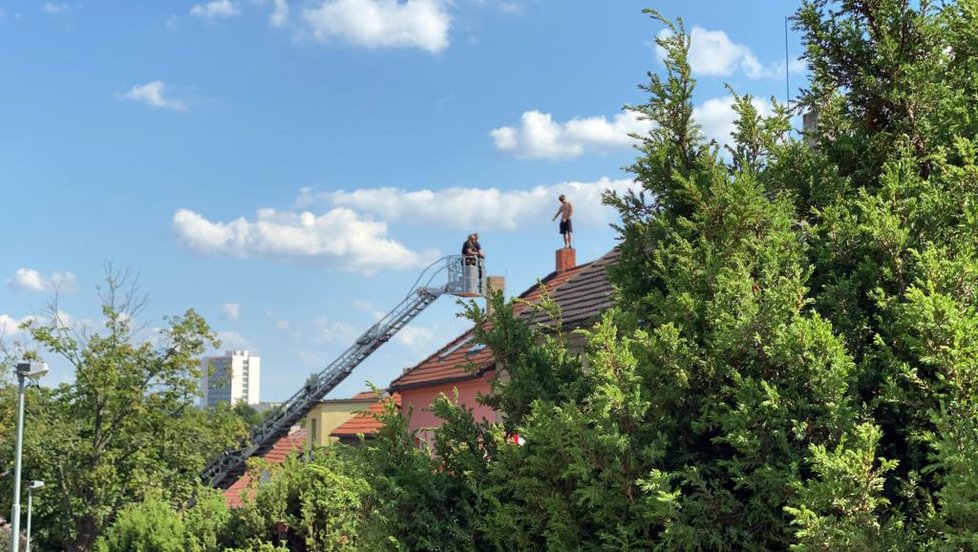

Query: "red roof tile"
left=330, top=394, right=401, bottom=438
left=224, top=426, right=308, bottom=508
left=389, top=249, right=617, bottom=391
left=522, top=248, right=619, bottom=329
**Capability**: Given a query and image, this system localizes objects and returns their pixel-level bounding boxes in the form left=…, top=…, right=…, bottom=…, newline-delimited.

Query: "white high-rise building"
left=200, top=350, right=260, bottom=407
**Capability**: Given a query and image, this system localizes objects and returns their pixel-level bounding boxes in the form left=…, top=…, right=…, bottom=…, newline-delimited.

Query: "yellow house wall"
left=305, top=399, right=375, bottom=448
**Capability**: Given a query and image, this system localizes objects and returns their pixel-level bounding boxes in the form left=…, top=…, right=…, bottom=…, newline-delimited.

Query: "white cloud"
left=121, top=81, right=188, bottom=111
left=222, top=302, right=241, bottom=320
left=52, top=310, right=72, bottom=327
left=396, top=325, right=434, bottom=346
left=694, top=95, right=773, bottom=146
left=9, top=269, right=43, bottom=292
left=0, top=314, right=31, bottom=336
left=216, top=330, right=252, bottom=350
left=492, top=94, right=774, bottom=161
left=302, top=0, right=450, bottom=53
left=7, top=268, right=77, bottom=293
left=490, top=110, right=651, bottom=159
left=269, top=0, right=289, bottom=27
left=297, top=177, right=638, bottom=231
left=275, top=319, right=290, bottom=330
left=191, top=0, right=240, bottom=19
left=42, top=3, right=70, bottom=15
left=656, top=26, right=804, bottom=80
left=172, top=207, right=438, bottom=272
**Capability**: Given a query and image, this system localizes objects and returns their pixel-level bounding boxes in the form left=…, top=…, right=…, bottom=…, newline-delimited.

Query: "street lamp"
left=9, top=362, right=47, bottom=552
left=24, top=482, right=42, bottom=552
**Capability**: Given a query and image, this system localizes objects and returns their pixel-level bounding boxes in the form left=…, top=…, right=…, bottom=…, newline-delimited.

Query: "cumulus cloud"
left=657, top=26, right=805, bottom=79
left=172, top=207, right=438, bottom=272
left=269, top=0, right=289, bottom=27
left=493, top=95, right=773, bottom=160
left=490, top=110, right=651, bottom=159
left=222, top=302, right=241, bottom=320
left=191, top=0, right=240, bottom=19
left=297, top=177, right=638, bottom=231
left=7, top=268, right=77, bottom=293
left=121, top=81, right=188, bottom=111
left=0, top=311, right=74, bottom=337
left=0, top=314, right=31, bottom=336
left=302, top=0, right=450, bottom=53
left=396, top=325, right=435, bottom=346
left=216, top=330, right=252, bottom=350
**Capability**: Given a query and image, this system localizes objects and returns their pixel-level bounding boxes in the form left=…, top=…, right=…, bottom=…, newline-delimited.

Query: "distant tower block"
left=200, top=350, right=261, bottom=407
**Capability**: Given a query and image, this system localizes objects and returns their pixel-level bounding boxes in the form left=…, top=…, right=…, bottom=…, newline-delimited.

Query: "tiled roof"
left=389, top=248, right=617, bottom=391
left=522, top=247, right=619, bottom=329
left=387, top=329, right=492, bottom=390
left=224, top=426, right=308, bottom=508
left=330, top=393, right=401, bottom=438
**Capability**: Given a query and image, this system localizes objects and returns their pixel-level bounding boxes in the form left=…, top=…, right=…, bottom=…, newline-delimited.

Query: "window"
left=438, top=337, right=472, bottom=359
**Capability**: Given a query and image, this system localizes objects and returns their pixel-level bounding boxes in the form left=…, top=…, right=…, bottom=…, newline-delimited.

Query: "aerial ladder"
left=201, top=255, right=486, bottom=489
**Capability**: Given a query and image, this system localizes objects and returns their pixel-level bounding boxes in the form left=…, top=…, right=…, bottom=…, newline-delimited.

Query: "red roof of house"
left=330, top=393, right=401, bottom=438
left=522, top=248, right=619, bottom=329
left=224, top=426, right=308, bottom=508
left=388, top=248, right=618, bottom=391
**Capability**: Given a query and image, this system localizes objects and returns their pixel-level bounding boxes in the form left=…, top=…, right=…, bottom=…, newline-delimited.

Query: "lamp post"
left=24, top=481, right=43, bottom=552
left=9, top=362, right=47, bottom=552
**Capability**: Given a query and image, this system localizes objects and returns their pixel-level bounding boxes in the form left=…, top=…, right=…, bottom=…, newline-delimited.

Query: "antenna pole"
left=785, top=16, right=790, bottom=104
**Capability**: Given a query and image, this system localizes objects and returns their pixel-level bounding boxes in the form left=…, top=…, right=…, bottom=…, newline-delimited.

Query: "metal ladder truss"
left=200, top=255, right=485, bottom=489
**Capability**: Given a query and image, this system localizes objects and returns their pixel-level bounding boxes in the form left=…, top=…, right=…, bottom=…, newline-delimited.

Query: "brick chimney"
left=555, top=248, right=576, bottom=273
left=485, top=276, right=505, bottom=315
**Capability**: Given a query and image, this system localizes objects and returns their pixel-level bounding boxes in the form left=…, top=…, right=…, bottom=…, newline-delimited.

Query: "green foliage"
left=184, top=489, right=232, bottom=552
left=233, top=402, right=265, bottom=427
left=95, top=496, right=187, bottom=552
left=786, top=423, right=902, bottom=550
left=354, top=396, right=480, bottom=550
left=464, top=292, right=593, bottom=432
left=0, top=269, right=247, bottom=552
left=30, top=3, right=978, bottom=550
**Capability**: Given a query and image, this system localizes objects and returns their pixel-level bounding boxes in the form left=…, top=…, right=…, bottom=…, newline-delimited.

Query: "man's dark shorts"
left=559, top=219, right=573, bottom=234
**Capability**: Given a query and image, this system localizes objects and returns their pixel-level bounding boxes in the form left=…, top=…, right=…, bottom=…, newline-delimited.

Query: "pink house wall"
left=399, top=372, right=496, bottom=442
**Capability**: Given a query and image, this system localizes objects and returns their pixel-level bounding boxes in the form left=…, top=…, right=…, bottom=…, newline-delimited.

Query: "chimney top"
left=555, top=248, right=576, bottom=274
left=485, top=276, right=505, bottom=316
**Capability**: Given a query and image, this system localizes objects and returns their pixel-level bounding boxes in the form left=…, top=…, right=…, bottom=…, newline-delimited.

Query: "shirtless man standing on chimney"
left=552, top=194, right=573, bottom=249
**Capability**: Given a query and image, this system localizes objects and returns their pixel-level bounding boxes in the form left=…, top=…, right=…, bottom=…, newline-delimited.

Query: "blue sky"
left=0, top=0, right=807, bottom=401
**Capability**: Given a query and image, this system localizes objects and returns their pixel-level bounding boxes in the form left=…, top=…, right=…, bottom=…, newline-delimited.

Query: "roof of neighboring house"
left=522, top=247, right=619, bottom=329
left=330, top=393, right=401, bottom=439
left=388, top=248, right=618, bottom=392
left=224, top=426, right=308, bottom=508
